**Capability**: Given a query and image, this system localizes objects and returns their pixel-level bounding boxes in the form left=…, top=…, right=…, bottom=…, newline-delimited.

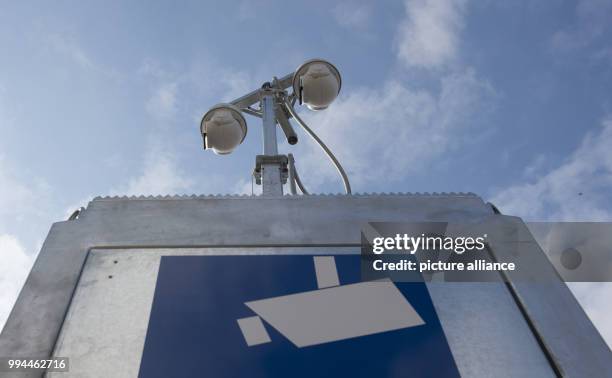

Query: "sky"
left=1, top=0, right=612, bottom=348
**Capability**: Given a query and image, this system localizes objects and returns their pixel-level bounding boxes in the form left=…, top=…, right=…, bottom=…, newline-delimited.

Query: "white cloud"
left=46, top=33, right=119, bottom=79
left=333, top=3, right=371, bottom=30
left=0, top=158, right=40, bottom=224
left=233, top=178, right=260, bottom=196
left=139, top=58, right=254, bottom=123
left=112, top=147, right=193, bottom=196
left=0, top=234, right=34, bottom=330
left=48, top=34, right=95, bottom=69
left=0, top=156, right=53, bottom=249
left=491, top=118, right=612, bottom=348
left=235, top=0, right=270, bottom=21
left=492, top=118, right=612, bottom=222
left=185, top=60, right=254, bottom=104
left=146, top=82, right=178, bottom=120
left=522, top=153, right=548, bottom=179
left=292, top=68, right=495, bottom=191
left=568, top=282, right=612, bottom=349
left=396, top=0, right=467, bottom=69
left=0, top=102, right=53, bottom=332
left=0, top=156, right=66, bottom=333
left=138, top=59, right=169, bottom=79
left=217, top=70, right=254, bottom=103
left=551, top=0, right=612, bottom=52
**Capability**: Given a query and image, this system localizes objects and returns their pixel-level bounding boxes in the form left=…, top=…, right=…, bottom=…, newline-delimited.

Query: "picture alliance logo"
left=371, top=233, right=488, bottom=255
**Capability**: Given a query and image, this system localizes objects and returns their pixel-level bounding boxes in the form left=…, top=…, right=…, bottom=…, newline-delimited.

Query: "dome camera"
left=200, top=103, right=247, bottom=155
left=292, top=59, right=341, bottom=111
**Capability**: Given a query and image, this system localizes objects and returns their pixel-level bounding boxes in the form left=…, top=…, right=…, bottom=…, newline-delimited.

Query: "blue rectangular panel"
left=139, top=255, right=459, bottom=378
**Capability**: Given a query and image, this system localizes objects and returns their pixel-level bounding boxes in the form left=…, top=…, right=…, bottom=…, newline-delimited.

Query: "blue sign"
left=139, top=255, right=459, bottom=377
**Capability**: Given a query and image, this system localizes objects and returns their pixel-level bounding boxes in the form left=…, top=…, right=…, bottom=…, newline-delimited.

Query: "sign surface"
left=139, top=255, right=459, bottom=377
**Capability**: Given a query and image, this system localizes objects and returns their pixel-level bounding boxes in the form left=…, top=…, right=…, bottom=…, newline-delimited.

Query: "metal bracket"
left=253, top=155, right=289, bottom=185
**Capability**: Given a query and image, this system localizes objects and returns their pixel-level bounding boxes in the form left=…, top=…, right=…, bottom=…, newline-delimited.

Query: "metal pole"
left=261, top=93, right=278, bottom=155
left=260, top=91, right=283, bottom=196
left=288, top=153, right=297, bottom=195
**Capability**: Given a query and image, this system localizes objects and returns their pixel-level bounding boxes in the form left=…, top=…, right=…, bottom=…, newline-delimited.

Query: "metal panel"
left=49, top=248, right=552, bottom=378
left=0, top=193, right=609, bottom=377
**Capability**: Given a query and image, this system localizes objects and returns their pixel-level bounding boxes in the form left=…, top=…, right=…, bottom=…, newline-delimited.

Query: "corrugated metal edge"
left=91, top=192, right=479, bottom=201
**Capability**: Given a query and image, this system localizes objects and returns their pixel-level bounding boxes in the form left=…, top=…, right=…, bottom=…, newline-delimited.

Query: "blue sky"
left=1, top=0, right=612, bottom=344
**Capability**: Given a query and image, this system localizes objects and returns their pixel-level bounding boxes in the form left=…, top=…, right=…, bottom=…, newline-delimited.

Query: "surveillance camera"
left=293, top=59, right=341, bottom=111
left=200, top=104, right=247, bottom=155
